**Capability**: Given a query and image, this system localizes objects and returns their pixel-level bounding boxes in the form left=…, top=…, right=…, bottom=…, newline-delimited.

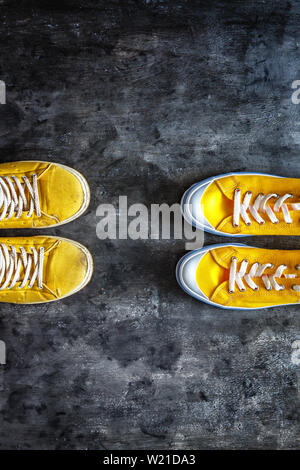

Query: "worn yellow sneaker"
left=0, top=236, right=93, bottom=303
left=181, top=172, right=300, bottom=236
left=0, top=161, right=90, bottom=228
left=176, top=244, right=300, bottom=310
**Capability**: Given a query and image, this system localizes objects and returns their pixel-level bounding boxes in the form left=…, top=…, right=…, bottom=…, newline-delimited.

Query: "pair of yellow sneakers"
left=0, top=161, right=92, bottom=304
left=177, top=172, right=300, bottom=310
left=3, top=164, right=298, bottom=309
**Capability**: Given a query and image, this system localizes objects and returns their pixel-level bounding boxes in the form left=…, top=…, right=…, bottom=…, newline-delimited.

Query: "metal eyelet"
left=231, top=256, right=237, bottom=261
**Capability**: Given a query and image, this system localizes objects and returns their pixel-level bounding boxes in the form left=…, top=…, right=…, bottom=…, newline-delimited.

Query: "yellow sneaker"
left=176, top=244, right=300, bottom=310
left=0, top=236, right=93, bottom=303
left=0, top=161, right=90, bottom=228
left=181, top=172, right=300, bottom=236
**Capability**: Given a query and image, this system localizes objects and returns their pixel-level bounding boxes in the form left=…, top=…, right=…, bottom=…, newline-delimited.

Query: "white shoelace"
left=0, top=244, right=44, bottom=290
left=233, top=189, right=300, bottom=227
left=229, top=257, right=300, bottom=293
left=0, top=174, right=41, bottom=221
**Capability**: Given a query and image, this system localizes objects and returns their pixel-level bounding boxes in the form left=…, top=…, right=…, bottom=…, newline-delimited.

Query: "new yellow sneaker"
left=0, top=161, right=90, bottom=228
left=176, top=244, right=300, bottom=310
left=181, top=172, right=300, bottom=236
left=0, top=236, right=93, bottom=303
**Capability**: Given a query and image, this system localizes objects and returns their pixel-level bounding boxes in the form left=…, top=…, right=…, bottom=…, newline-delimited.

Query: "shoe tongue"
left=1, top=248, right=35, bottom=288
left=215, top=175, right=239, bottom=200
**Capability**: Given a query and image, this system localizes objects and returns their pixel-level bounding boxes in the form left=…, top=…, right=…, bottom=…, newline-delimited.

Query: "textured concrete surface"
left=0, top=0, right=299, bottom=449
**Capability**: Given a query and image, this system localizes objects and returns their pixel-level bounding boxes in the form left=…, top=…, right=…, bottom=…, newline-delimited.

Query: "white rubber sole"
left=181, top=171, right=285, bottom=237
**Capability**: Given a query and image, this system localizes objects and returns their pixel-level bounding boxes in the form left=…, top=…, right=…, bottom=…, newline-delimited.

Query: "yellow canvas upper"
left=0, top=236, right=93, bottom=303
left=201, top=174, right=300, bottom=235
left=0, top=161, right=89, bottom=228
left=196, top=245, right=300, bottom=309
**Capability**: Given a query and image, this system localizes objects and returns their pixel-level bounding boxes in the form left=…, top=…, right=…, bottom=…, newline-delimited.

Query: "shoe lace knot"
left=0, top=244, right=44, bottom=290
left=0, top=174, right=41, bottom=221
left=233, top=189, right=300, bottom=227
left=228, top=257, right=300, bottom=293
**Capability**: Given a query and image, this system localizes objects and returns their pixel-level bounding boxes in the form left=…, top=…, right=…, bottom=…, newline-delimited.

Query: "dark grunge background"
left=0, top=0, right=299, bottom=450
